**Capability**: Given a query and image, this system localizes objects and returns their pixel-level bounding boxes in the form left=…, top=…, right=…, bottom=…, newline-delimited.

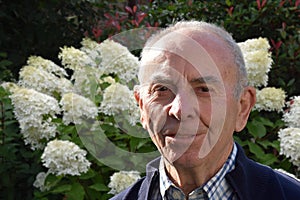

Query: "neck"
left=164, top=141, right=234, bottom=195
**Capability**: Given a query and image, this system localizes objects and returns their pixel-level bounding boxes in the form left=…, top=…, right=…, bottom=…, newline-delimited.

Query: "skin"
left=135, top=30, right=256, bottom=195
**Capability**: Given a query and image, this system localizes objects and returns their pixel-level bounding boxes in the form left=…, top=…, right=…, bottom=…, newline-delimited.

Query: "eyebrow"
left=190, top=76, right=221, bottom=85
left=148, top=73, right=221, bottom=86
left=149, top=74, right=174, bottom=85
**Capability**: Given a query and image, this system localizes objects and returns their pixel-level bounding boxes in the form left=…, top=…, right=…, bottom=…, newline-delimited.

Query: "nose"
left=166, top=92, right=196, bottom=121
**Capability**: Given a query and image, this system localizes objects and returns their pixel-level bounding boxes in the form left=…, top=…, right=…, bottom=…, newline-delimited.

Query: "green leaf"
left=89, top=183, right=108, bottom=192
left=65, top=183, right=85, bottom=200
left=51, top=184, right=72, bottom=193
left=257, top=140, right=279, bottom=151
left=130, top=137, right=140, bottom=152
left=259, top=153, right=278, bottom=166
left=247, top=141, right=265, bottom=159
left=225, top=0, right=232, bottom=6
left=247, top=121, right=266, bottom=138
left=256, top=117, right=274, bottom=127
left=287, top=78, right=295, bottom=87
left=45, top=174, right=62, bottom=189
left=79, top=169, right=95, bottom=180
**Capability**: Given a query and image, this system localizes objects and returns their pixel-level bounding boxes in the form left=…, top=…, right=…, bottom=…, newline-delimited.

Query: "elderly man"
left=111, top=21, right=300, bottom=200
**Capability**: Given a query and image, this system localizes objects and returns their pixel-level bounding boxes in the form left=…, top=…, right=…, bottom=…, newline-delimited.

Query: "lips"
left=162, top=130, right=200, bottom=142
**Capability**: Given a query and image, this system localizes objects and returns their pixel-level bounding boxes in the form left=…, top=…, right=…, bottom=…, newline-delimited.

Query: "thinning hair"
left=139, top=21, right=248, bottom=99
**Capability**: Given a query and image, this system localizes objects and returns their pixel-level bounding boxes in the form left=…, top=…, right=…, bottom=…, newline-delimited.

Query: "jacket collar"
left=137, top=157, right=160, bottom=200
left=225, top=143, right=285, bottom=200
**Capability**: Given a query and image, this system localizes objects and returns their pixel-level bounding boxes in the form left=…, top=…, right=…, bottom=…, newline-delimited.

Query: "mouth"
left=162, top=130, right=200, bottom=140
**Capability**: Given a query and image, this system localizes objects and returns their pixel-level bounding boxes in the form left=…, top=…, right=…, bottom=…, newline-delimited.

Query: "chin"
left=164, top=150, right=204, bottom=168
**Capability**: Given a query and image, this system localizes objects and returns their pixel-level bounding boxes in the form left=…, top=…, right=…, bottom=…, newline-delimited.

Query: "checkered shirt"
left=150, top=143, right=238, bottom=200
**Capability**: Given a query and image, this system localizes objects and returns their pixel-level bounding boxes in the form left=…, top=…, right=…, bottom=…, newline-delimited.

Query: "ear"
left=134, top=87, right=143, bottom=109
left=134, top=87, right=147, bottom=128
left=235, top=86, right=256, bottom=132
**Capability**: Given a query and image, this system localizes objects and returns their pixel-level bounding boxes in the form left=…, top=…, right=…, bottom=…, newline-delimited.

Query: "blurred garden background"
left=0, top=0, right=299, bottom=199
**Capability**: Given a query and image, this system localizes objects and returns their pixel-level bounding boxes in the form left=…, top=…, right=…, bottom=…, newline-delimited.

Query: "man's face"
left=136, top=31, right=243, bottom=168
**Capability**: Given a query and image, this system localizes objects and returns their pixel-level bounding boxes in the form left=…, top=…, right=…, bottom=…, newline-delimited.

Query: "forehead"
left=140, top=30, right=237, bottom=85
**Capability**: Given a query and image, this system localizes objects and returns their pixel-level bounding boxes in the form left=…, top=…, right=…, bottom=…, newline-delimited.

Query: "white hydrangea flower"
left=283, top=96, right=300, bottom=128
left=80, top=38, right=102, bottom=63
left=254, top=87, right=286, bottom=112
left=41, top=139, right=91, bottom=176
left=99, top=39, right=139, bottom=83
left=108, top=171, right=141, bottom=195
left=18, top=65, right=73, bottom=96
left=60, top=93, right=98, bottom=125
left=10, top=87, right=60, bottom=150
left=27, top=55, right=68, bottom=78
left=100, top=76, right=116, bottom=84
left=58, top=46, right=96, bottom=71
left=33, top=172, right=50, bottom=192
left=71, top=66, right=103, bottom=97
left=238, top=37, right=273, bottom=87
left=278, top=127, right=300, bottom=169
left=1, top=82, right=19, bottom=93
left=99, top=82, right=139, bottom=125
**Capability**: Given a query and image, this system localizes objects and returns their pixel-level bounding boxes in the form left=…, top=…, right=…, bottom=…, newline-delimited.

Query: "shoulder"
left=273, top=169, right=300, bottom=194
left=228, top=143, right=300, bottom=199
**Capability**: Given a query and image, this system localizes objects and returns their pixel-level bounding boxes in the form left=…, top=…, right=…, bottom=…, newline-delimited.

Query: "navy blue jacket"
left=111, top=143, right=300, bottom=200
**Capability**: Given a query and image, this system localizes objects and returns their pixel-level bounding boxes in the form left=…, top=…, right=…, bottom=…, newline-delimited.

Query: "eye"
left=150, top=84, right=173, bottom=98
left=154, top=85, right=169, bottom=92
left=195, top=86, right=212, bottom=96
left=198, top=86, right=210, bottom=92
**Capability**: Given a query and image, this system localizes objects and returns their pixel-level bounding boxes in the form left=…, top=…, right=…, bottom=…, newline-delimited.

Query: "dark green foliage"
left=0, top=0, right=103, bottom=80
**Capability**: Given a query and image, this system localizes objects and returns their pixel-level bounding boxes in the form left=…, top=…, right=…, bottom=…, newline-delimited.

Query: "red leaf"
left=279, top=0, right=285, bottom=7
left=104, top=13, right=112, bottom=19
left=227, top=6, right=234, bottom=16
left=125, top=6, right=133, bottom=14
left=271, top=39, right=282, bottom=50
left=257, top=0, right=267, bottom=10
left=92, top=27, right=102, bottom=38
left=136, top=12, right=147, bottom=24
left=133, top=5, right=137, bottom=14
left=256, top=0, right=261, bottom=10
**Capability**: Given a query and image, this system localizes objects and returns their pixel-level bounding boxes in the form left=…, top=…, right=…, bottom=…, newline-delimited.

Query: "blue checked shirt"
left=150, top=143, right=238, bottom=200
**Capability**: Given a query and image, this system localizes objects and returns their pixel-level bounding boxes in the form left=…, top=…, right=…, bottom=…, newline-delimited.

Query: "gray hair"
left=139, top=20, right=248, bottom=99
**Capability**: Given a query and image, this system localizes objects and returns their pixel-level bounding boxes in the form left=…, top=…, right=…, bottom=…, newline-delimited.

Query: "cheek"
left=212, top=98, right=238, bottom=134
left=142, top=100, right=167, bottom=136
left=198, top=100, right=212, bottom=126
left=142, top=101, right=167, bottom=150
left=200, top=97, right=230, bottom=132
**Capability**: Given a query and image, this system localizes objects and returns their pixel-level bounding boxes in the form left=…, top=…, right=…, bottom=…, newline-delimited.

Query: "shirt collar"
left=159, top=143, right=238, bottom=199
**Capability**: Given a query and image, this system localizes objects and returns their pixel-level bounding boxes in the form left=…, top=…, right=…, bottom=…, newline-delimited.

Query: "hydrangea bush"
left=1, top=37, right=154, bottom=199
left=236, top=38, right=299, bottom=176
left=278, top=96, right=300, bottom=170
left=1, top=36, right=299, bottom=199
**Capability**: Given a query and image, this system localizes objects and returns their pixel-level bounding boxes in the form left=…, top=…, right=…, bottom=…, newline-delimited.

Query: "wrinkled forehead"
left=139, top=30, right=230, bottom=85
